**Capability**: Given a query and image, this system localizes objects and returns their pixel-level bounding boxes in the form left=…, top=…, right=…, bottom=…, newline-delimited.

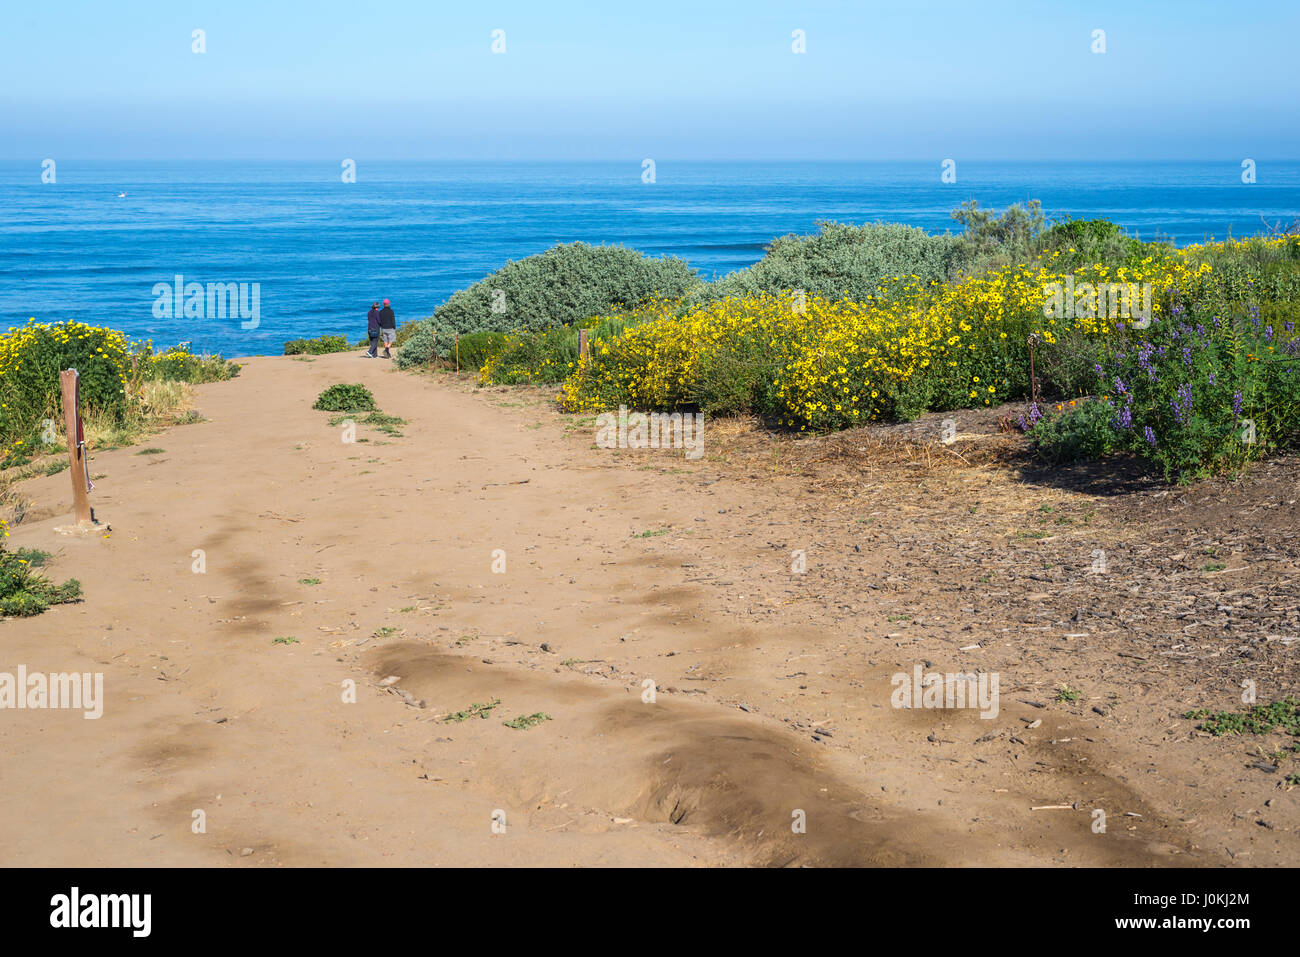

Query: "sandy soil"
left=2, top=351, right=1296, bottom=867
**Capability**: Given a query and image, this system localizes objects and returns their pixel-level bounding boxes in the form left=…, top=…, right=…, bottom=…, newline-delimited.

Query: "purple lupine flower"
left=1114, top=405, right=1133, bottom=429
left=1208, top=372, right=1216, bottom=386
left=1232, top=390, right=1243, bottom=415
left=1143, top=426, right=1157, bottom=446
left=1265, top=325, right=1274, bottom=342
left=1171, top=383, right=1194, bottom=425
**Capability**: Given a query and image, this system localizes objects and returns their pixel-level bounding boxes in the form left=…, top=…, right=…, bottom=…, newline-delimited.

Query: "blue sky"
left=2, top=0, right=1297, bottom=160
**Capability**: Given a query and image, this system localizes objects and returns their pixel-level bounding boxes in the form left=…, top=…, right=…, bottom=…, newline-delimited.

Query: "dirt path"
left=2, top=352, right=1291, bottom=866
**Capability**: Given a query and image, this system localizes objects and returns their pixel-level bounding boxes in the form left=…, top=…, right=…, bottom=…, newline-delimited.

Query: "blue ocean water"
left=2, top=160, right=1297, bottom=358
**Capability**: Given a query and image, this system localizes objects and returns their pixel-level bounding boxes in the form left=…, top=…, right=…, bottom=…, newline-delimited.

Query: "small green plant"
left=1202, top=562, right=1227, bottom=572
left=504, top=712, right=552, bottom=730
left=374, top=626, right=397, bottom=638
left=312, top=383, right=377, bottom=413
left=298, top=577, right=321, bottom=585
left=445, top=698, right=501, bottom=722
left=0, top=538, right=81, bottom=617
left=1055, top=685, right=1081, bottom=703
left=1184, top=698, right=1300, bottom=737
left=43, top=460, right=69, bottom=476
left=14, top=547, right=52, bottom=568
left=136, top=448, right=165, bottom=455
left=633, top=529, right=669, bottom=538
left=272, top=636, right=299, bottom=645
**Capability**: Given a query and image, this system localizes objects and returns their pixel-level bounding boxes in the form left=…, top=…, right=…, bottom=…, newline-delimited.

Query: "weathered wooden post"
left=579, top=328, right=589, bottom=362
left=59, top=369, right=92, bottom=526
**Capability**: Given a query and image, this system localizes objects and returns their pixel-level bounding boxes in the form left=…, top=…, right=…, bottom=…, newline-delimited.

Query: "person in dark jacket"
left=365, top=302, right=381, bottom=358
left=378, top=298, right=397, bottom=358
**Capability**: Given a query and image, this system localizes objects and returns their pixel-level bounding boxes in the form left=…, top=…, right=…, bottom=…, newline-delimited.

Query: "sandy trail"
left=0, top=352, right=1249, bottom=866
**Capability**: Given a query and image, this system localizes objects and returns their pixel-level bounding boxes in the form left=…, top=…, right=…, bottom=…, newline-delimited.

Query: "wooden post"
left=59, top=370, right=92, bottom=526
left=579, top=328, right=589, bottom=362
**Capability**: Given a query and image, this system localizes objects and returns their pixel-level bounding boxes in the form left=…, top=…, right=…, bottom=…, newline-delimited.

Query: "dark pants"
left=367, top=330, right=379, bottom=356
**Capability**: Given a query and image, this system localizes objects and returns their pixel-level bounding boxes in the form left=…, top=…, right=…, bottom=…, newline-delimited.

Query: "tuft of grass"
left=633, top=529, right=669, bottom=538
left=503, top=712, right=551, bottom=730
left=136, top=448, right=165, bottom=455
left=43, top=460, right=69, bottom=476
left=298, top=577, right=321, bottom=585
left=1055, top=685, right=1081, bottom=703
left=444, top=698, right=501, bottom=722
left=272, top=636, right=299, bottom=645
left=1202, top=562, right=1227, bottom=572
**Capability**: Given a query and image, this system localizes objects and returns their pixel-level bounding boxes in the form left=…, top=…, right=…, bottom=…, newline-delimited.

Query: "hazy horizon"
left=4, top=0, right=1298, bottom=161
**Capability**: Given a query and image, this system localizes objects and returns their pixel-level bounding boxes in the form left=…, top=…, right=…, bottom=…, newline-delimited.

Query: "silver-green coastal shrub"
left=695, top=221, right=963, bottom=304
left=397, top=242, right=701, bottom=365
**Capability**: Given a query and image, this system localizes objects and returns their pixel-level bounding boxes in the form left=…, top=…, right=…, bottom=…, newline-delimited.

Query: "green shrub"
left=478, top=304, right=669, bottom=385
left=1032, top=302, right=1300, bottom=479
left=397, top=242, right=700, bottom=366
left=393, top=320, right=437, bottom=369
left=479, top=326, right=580, bottom=385
left=1039, top=217, right=1151, bottom=272
left=455, top=331, right=508, bottom=370
left=142, top=345, right=240, bottom=383
left=312, top=383, right=377, bottom=412
left=949, top=200, right=1046, bottom=275
left=701, top=221, right=961, bottom=303
left=1022, top=399, right=1119, bottom=464
left=284, top=334, right=350, bottom=356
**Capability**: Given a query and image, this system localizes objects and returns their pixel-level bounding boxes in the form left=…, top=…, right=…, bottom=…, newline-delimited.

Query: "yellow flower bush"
left=0, top=321, right=236, bottom=462
left=561, top=250, right=1216, bottom=430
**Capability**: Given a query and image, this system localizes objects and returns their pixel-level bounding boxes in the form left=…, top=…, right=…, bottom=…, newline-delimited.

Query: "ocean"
left=3, top=160, right=1297, bottom=358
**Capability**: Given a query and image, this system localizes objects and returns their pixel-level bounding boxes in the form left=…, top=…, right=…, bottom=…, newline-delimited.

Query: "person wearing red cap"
left=378, top=298, right=397, bottom=358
